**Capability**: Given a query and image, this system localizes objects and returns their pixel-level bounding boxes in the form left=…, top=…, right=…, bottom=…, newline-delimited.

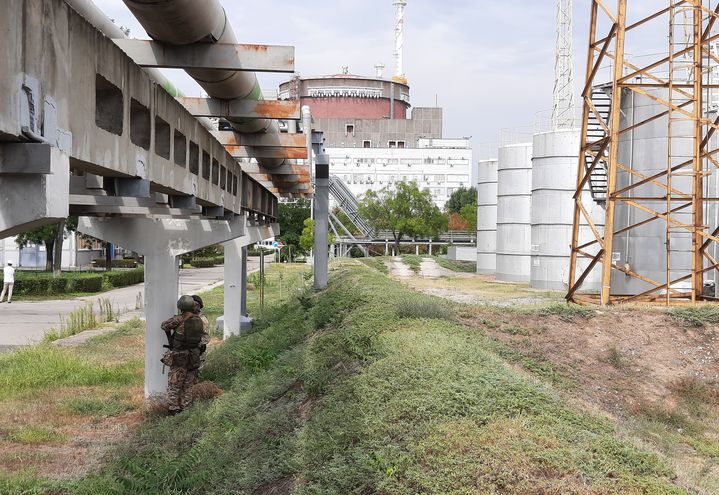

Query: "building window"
left=346, top=124, right=355, bottom=135
left=388, top=141, right=397, bottom=148
left=363, top=140, right=371, bottom=148
left=397, top=141, right=405, bottom=148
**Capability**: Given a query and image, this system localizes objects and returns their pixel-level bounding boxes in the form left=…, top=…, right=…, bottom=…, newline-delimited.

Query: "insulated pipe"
left=122, top=0, right=274, bottom=136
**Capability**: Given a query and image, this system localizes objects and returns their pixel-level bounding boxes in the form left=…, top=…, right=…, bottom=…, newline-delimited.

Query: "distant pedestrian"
left=1, top=261, right=15, bottom=304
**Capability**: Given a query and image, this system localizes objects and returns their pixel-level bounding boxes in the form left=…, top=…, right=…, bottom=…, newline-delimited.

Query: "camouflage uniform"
left=161, top=311, right=210, bottom=412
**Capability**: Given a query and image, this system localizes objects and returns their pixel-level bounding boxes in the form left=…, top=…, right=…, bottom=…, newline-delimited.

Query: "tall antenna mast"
left=392, top=0, right=408, bottom=84
left=552, top=0, right=575, bottom=129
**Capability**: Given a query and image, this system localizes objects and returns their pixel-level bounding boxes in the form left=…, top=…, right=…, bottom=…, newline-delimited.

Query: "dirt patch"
left=465, top=309, right=719, bottom=416
left=0, top=387, right=144, bottom=480
left=389, top=257, right=413, bottom=279
left=419, top=258, right=456, bottom=278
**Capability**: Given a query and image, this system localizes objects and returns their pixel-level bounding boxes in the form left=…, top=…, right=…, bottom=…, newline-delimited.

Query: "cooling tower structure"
left=530, top=129, right=604, bottom=291
left=477, top=159, right=498, bottom=274
left=496, top=143, right=533, bottom=282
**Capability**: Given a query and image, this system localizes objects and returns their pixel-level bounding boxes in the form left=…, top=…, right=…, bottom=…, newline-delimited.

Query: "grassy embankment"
left=0, top=260, right=690, bottom=494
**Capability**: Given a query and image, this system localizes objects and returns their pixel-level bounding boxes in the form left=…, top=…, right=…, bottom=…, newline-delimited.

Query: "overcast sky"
left=94, top=0, right=594, bottom=160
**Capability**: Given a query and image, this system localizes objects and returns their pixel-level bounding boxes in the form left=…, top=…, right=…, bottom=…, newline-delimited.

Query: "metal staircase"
left=328, top=175, right=374, bottom=237
left=585, top=86, right=612, bottom=206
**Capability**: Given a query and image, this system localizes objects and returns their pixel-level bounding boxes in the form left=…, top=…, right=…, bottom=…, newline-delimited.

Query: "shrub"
left=669, top=305, right=719, bottom=326
left=91, top=258, right=139, bottom=269
left=396, top=295, right=452, bottom=320
left=72, top=275, right=103, bottom=293
left=190, top=258, right=215, bottom=268
left=105, top=268, right=144, bottom=288
left=212, top=256, right=224, bottom=266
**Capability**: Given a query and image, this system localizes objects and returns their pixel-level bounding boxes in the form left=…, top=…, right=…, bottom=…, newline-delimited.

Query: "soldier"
left=161, top=295, right=209, bottom=414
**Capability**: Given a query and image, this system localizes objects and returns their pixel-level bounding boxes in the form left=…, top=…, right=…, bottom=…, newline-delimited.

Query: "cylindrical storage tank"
left=477, top=159, right=498, bottom=274
left=530, top=130, right=605, bottom=291
left=496, top=143, right=533, bottom=282
left=612, top=88, right=694, bottom=295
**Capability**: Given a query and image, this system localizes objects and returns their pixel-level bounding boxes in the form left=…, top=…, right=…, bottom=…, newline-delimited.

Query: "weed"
left=62, top=391, right=135, bottom=417
left=501, top=325, right=531, bottom=336
left=669, top=305, right=719, bottom=326
left=400, top=254, right=423, bottom=273
left=481, top=318, right=500, bottom=329
left=433, top=257, right=476, bottom=273
left=395, top=294, right=452, bottom=320
left=9, top=426, right=67, bottom=444
left=607, top=346, right=624, bottom=369
left=359, top=257, right=389, bottom=275
left=540, top=303, right=595, bottom=322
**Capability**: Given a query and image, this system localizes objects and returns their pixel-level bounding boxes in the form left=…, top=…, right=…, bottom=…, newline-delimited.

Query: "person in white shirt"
left=1, top=261, right=15, bottom=303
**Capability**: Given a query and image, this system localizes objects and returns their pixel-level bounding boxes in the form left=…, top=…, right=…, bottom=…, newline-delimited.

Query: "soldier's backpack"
left=173, top=314, right=204, bottom=351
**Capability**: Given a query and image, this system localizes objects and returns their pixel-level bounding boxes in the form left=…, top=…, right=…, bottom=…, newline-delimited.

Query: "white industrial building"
left=327, top=138, right=473, bottom=208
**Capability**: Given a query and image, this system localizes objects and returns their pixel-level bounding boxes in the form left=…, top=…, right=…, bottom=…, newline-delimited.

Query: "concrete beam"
left=0, top=143, right=53, bottom=175
left=226, top=145, right=307, bottom=160
left=212, top=131, right=306, bottom=148
left=0, top=146, right=69, bottom=238
left=113, top=39, right=295, bottom=73
left=178, top=97, right=300, bottom=120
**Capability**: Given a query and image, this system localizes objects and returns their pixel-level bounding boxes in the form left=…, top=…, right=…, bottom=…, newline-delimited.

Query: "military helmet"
left=177, top=295, right=196, bottom=312
left=191, top=295, right=204, bottom=309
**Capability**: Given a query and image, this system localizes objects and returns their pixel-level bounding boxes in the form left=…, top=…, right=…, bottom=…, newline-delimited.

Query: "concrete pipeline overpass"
left=0, top=0, right=332, bottom=398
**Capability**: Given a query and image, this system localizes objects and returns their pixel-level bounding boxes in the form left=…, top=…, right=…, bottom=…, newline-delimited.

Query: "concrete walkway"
left=0, top=259, right=260, bottom=349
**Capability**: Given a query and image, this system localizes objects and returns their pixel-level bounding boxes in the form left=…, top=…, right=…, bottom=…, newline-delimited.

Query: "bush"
left=13, top=272, right=103, bottom=296
left=190, top=258, right=215, bottom=268
left=105, top=268, right=144, bottom=288
left=91, top=258, right=139, bottom=269
left=212, top=256, right=224, bottom=265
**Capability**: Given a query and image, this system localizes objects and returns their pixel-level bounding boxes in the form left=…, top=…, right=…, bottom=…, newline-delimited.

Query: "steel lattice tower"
left=552, top=0, right=576, bottom=129
left=567, top=0, right=719, bottom=306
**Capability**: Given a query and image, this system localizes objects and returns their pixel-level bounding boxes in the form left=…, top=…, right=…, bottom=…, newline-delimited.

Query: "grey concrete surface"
left=0, top=261, right=260, bottom=349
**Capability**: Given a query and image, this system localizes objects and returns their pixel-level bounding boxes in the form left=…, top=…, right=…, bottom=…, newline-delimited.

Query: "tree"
left=277, top=199, right=311, bottom=255
left=359, top=181, right=447, bottom=253
left=445, top=187, right=477, bottom=214
left=448, top=212, right=470, bottom=231
left=460, top=204, right=477, bottom=231
left=299, top=218, right=335, bottom=253
left=15, top=217, right=78, bottom=274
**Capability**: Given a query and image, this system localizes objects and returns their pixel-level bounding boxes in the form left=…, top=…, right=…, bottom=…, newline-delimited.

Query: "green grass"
left=359, top=257, right=389, bottom=274
left=668, top=305, right=719, bottom=326
left=400, top=254, right=423, bottom=273
left=61, top=391, right=135, bottom=418
left=9, top=427, right=68, bottom=444
left=0, top=342, right=140, bottom=401
left=539, top=302, right=596, bottom=321
left=50, top=261, right=683, bottom=495
left=433, top=256, right=477, bottom=273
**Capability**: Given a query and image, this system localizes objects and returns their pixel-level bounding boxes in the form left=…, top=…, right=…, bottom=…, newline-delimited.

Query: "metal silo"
left=496, top=143, right=533, bottom=282
left=530, top=129, right=604, bottom=290
left=611, top=88, right=694, bottom=295
left=477, top=159, right=498, bottom=274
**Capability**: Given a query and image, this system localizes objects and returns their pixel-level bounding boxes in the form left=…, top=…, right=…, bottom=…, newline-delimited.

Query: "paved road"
left=0, top=259, right=262, bottom=349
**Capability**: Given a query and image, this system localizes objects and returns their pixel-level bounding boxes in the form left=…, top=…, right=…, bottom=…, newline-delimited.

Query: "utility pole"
left=552, top=0, right=575, bottom=130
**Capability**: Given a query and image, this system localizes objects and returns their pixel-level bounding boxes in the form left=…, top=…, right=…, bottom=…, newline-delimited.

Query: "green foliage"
left=433, top=256, right=477, bottom=273
left=62, top=391, right=134, bottom=418
left=459, top=203, right=477, bottom=229
left=299, top=218, right=335, bottom=252
left=669, top=305, right=719, bottom=326
left=180, top=245, right=223, bottom=265
left=189, top=258, right=215, bottom=268
left=91, top=259, right=139, bottom=269
left=540, top=303, right=596, bottom=322
left=400, top=254, right=423, bottom=273
left=14, top=217, right=78, bottom=272
left=10, top=426, right=67, bottom=444
left=14, top=271, right=104, bottom=296
left=395, top=294, right=452, bottom=320
left=359, top=257, right=389, bottom=274
left=277, top=198, right=311, bottom=255
left=0, top=344, right=140, bottom=401
left=105, top=268, right=144, bottom=288
left=63, top=263, right=681, bottom=495
left=445, top=186, right=477, bottom=214
left=359, top=181, right=447, bottom=249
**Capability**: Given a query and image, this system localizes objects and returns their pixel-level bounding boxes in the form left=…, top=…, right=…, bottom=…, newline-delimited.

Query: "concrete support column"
left=222, top=239, right=251, bottom=338
left=415, top=243, right=420, bottom=256
left=385, top=239, right=389, bottom=255
left=314, top=175, right=329, bottom=289
left=429, top=240, right=433, bottom=256
left=144, top=253, right=179, bottom=397
left=312, top=131, right=330, bottom=290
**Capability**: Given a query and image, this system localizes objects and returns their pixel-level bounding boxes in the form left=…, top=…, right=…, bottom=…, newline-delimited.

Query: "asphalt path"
left=0, top=258, right=262, bottom=350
